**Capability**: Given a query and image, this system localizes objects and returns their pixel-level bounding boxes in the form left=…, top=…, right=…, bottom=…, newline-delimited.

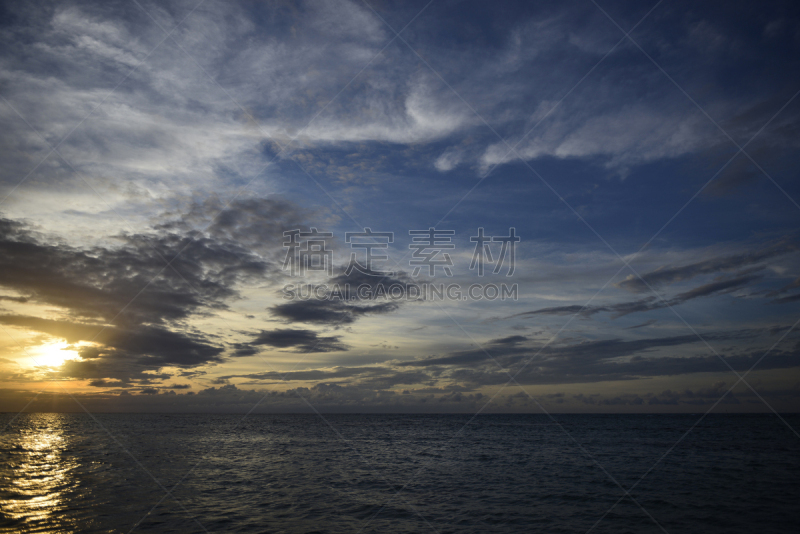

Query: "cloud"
left=568, top=382, right=747, bottom=408
left=2, top=0, right=796, bottom=220
left=0, top=214, right=272, bottom=325
left=227, top=366, right=385, bottom=383
left=624, top=319, right=657, bottom=330
left=0, top=0, right=475, bottom=207
left=0, top=198, right=319, bottom=383
left=3, top=378, right=798, bottom=413
left=434, top=146, right=465, bottom=172
left=270, top=268, right=410, bottom=325
left=88, top=379, right=131, bottom=388
left=480, top=104, right=716, bottom=173
left=270, top=299, right=399, bottom=325
left=616, top=242, right=796, bottom=293
left=766, top=275, right=800, bottom=304
left=223, top=366, right=432, bottom=392
left=394, top=327, right=800, bottom=387
left=0, top=314, right=223, bottom=365
left=245, top=328, right=347, bottom=353
left=0, top=295, right=28, bottom=303
left=773, top=293, right=800, bottom=304
left=397, top=334, right=534, bottom=368
left=515, top=273, right=761, bottom=319
left=157, top=196, right=314, bottom=258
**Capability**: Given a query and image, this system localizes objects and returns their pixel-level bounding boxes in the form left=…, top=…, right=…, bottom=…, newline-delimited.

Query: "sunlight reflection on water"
left=2, top=414, right=72, bottom=532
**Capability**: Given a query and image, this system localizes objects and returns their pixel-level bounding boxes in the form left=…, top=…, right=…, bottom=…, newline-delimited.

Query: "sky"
left=0, top=0, right=799, bottom=413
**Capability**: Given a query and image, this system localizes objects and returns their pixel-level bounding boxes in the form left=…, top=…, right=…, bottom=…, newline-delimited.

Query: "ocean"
left=1, top=413, right=798, bottom=533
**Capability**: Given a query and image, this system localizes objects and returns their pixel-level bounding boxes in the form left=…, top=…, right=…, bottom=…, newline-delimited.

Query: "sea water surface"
left=1, top=413, right=798, bottom=533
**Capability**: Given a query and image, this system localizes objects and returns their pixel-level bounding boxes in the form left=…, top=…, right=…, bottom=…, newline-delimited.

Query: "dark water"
left=1, top=413, right=798, bottom=533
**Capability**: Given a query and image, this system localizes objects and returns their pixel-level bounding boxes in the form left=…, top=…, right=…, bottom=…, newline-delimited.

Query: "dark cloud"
left=767, top=275, right=800, bottom=304
left=704, top=151, right=764, bottom=196
left=563, top=383, right=744, bottom=407
left=88, top=379, right=131, bottom=388
left=227, top=366, right=386, bottom=382
left=397, top=335, right=533, bottom=368
left=574, top=393, right=644, bottom=406
left=3, top=379, right=797, bottom=413
left=5, top=283, right=800, bottom=409
left=157, top=197, right=314, bottom=258
left=706, top=91, right=800, bottom=196
left=59, top=357, right=171, bottom=384
left=673, top=274, right=759, bottom=300
left=397, top=327, right=800, bottom=387
left=270, top=299, right=399, bottom=325
left=515, top=273, right=760, bottom=319
left=624, top=320, right=657, bottom=330
left=324, top=269, right=414, bottom=293
left=225, top=366, right=431, bottom=391
left=0, top=295, right=27, bottom=303
left=775, top=276, right=800, bottom=293
left=245, top=328, right=348, bottom=353
left=616, top=242, right=795, bottom=293
left=773, top=293, right=800, bottom=304
left=512, top=304, right=592, bottom=317
left=0, top=215, right=272, bottom=325
left=491, top=335, right=529, bottom=345
left=269, top=267, right=411, bottom=325
left=356, top=370, right=434, bottom=390
left=399, top=332, right=711, bottom=370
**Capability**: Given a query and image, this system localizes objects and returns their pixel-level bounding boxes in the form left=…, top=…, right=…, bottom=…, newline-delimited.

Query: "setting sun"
left=28, top=341, right=79, bottom=369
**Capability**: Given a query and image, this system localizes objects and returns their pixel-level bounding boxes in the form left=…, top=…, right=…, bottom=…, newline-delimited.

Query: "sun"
left=30, top=341, right=79, bottom=368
